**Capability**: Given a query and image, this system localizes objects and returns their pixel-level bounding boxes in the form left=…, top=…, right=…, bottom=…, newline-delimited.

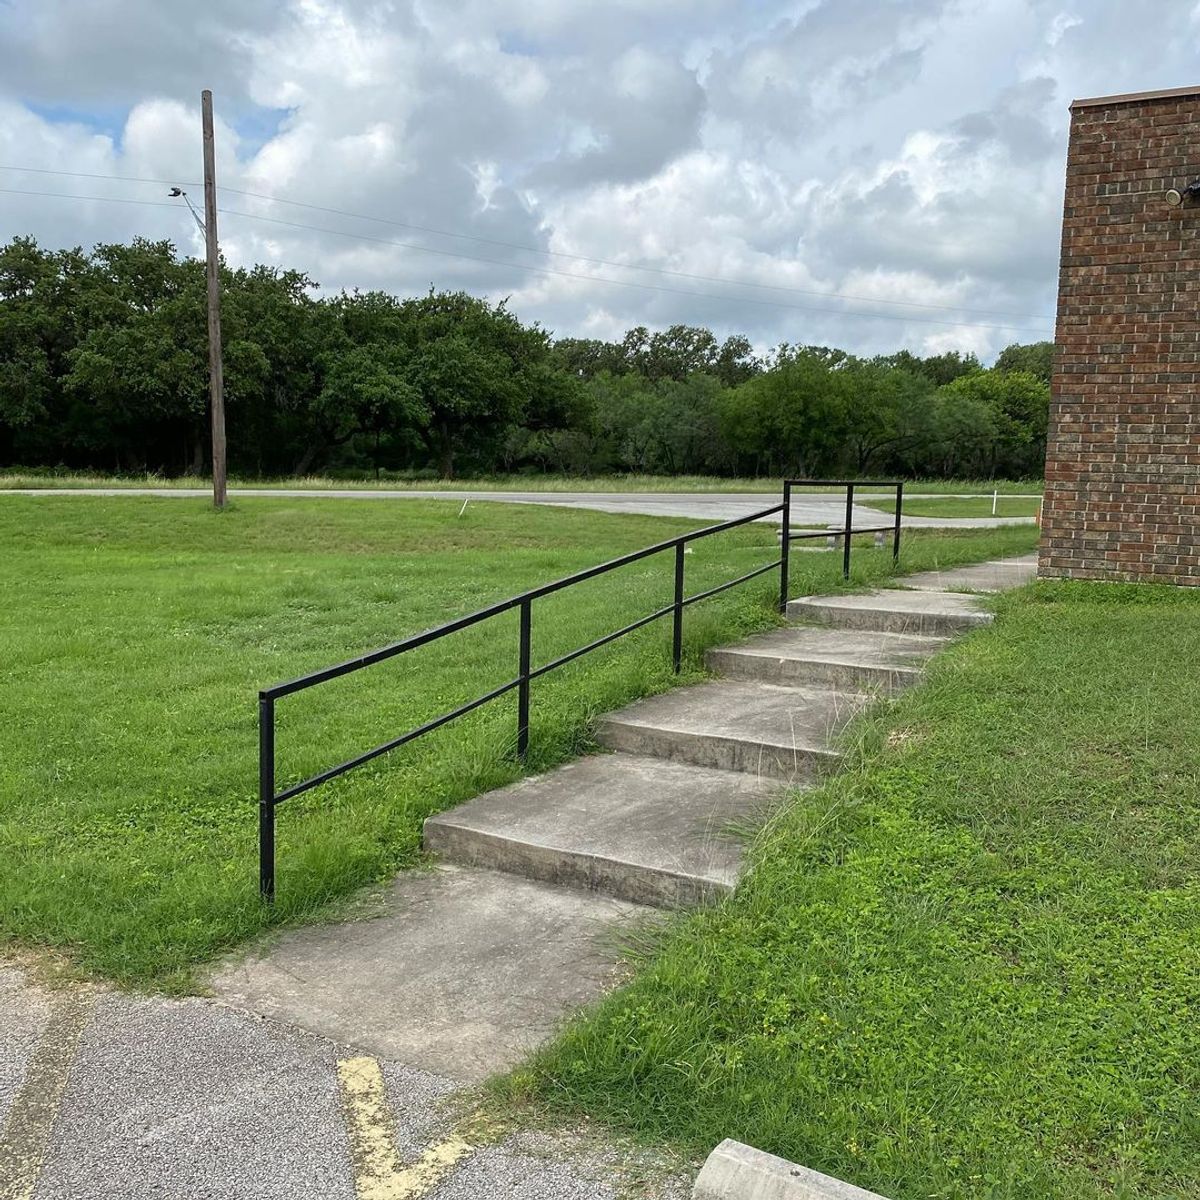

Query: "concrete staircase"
left=424, top=573, right=1015, bottom=910
left=212, top=554, right=1036, bottom=1081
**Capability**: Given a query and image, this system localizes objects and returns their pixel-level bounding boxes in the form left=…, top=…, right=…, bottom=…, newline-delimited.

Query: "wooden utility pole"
left=201, top=89, right=228, bottom=508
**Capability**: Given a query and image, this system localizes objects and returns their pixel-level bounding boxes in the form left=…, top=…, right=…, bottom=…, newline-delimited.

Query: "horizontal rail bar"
left=528, top=602, right=677, bottom=680
left=681, top=559, right=781, bottom=607
left=517, top=501, right=784, bottom=605
left=263, top=501, right=785, bottom=700
left=532, top=557, right=782, bottom=680
left=783, top=478, right=903, bottom=487
left=265, top=605, right=519, bottom=699
left=788, top=524, right=900, bottom=541
left=273, top=675, right=522, bottom=803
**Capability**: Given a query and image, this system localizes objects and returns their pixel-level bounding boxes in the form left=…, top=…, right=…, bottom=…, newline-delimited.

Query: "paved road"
left=3, top=487, right=1036, bottom=530
left=0, top=964, right=691, bottom=1200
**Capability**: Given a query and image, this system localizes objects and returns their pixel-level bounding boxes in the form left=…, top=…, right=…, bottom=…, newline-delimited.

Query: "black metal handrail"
left=256, top=479, right=903, bottom=900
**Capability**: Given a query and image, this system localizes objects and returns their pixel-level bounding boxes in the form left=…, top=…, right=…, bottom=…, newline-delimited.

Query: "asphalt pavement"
left=0, top=964, right=691, bottom=1199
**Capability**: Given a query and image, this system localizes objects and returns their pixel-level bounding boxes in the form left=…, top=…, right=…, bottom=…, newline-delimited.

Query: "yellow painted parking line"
left=337, top=1055, right=480, bottom=1200
left=0, top=991, right=94, bottom=1200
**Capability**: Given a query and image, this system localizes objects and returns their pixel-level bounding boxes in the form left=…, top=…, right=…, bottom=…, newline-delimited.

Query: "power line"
left=217, top=187, right=1052, bottom=322
left=0, top=162, right=1055, bottom=323
left=0, top=184, right=1054, bottom=334
left=0, top=186, right=182, bottom=210
left=0, top=164, right=198, bottom=188
left=218, top=208, right=1054, bottom=334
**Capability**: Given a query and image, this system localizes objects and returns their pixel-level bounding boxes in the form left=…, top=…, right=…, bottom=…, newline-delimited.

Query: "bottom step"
left=210, top=865, right=643, bottom=1083
left=425, top=754, right=778, bottom=908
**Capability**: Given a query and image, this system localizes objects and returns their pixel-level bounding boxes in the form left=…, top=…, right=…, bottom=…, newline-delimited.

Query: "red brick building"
left=1039, top=86, right=1200, bottom=586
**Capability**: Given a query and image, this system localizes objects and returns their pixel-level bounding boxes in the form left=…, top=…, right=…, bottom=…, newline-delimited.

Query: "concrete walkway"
left=0, top=553, right=1037, bottom=1198
left=2, top=487, right=1036, bottom=530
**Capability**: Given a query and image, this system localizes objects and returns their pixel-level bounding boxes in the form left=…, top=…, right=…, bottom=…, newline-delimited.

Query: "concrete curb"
left=693, top=1140, right=889, bottom=1200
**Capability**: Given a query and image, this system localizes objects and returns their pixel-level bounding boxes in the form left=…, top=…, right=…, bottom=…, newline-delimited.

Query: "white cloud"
left=2, top=0, right=1198, bottom=359
left=1047, top=12, right=1083, bottom=45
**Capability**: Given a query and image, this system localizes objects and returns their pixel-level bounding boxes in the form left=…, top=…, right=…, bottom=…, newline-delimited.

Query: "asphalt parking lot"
left=0, top=964, right=691, bottom=1200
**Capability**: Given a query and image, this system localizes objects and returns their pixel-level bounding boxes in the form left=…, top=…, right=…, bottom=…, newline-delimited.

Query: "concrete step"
left=596, top=679, right=868, bottom=781
left=897, top=555, right=1038, bottom=593
left=425, top=754, right=778, bottom=909
left=211, top=864, right=645, bottom=1083
left=707, top=626, right=947, bottom=692
left=787, top=588, right=992, bottom=636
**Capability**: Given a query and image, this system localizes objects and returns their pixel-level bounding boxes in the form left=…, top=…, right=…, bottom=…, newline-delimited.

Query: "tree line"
left=0, top=236, right=1052, bottom=480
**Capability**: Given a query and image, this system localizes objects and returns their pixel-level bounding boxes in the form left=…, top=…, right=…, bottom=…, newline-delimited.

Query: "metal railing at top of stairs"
left=255, top=478, right=903, bottom=901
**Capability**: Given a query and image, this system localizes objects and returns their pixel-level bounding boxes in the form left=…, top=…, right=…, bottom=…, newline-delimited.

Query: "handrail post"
left=893, top=481, right=904, bottom=565
left=672, top=541, right=686, bottom=673
left=517, top=598, right=532, bottom=759
left=779, top=481, right=791, bottom=612
left=842, top=483, right=855, bottom=580
left=259, top=693, right=275, bottom=904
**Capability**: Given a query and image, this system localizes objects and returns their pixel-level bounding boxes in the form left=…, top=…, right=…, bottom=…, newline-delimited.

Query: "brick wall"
left=1039, top=86, right=1200, bottom=586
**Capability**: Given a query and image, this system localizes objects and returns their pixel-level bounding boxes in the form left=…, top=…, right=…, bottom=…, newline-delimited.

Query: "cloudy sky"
left=2, top=1, right=1199, bottom=360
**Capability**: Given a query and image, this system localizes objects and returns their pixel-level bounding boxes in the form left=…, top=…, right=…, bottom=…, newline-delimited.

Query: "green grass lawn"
left=516, top=582, right=1200, bottom=1200
left=0, top=469, right=1042, bottom=497
left=865, top=495, right=1043, bottom=519
left=0, top=496, right=1035, bottom=990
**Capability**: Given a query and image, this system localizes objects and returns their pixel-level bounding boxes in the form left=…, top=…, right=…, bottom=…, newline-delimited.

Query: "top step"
left=897, top=556, right=1038, bottom=594
left=787, top=589, right=991, bottom=636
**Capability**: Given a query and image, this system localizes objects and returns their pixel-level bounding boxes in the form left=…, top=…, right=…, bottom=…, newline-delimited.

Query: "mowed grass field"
left=518, top=582, right=1200, bottom=1200
left=0, top=496, right=1036, bottom=989
left=865, top=495, right=1043, bottom=519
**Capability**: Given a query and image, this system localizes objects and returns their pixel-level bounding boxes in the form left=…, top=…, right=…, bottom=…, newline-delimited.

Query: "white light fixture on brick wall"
left=1164, top=179, right=1200, bottom=206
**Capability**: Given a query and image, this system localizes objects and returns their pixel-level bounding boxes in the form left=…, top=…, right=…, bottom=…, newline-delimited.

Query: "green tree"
left=838, top=359, right=933, bottom=473
left=551, top=337, right=629, bottom=379
left=719, top=347, right=846, bottom=476
left=393, top=290, right=567, bottom=478
left=62, top=242, right=206, bottom=471
left=936, top=369, right=1049, bottom=477
left=309, top=346, right=425, bottom=477
left=714, top=334, right=760, bottom=387
left=995, top=340, right=1054, bottom=383
left=886, top=348, right=981, bottom=387
left=0, top=238, right=98, bottom=463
